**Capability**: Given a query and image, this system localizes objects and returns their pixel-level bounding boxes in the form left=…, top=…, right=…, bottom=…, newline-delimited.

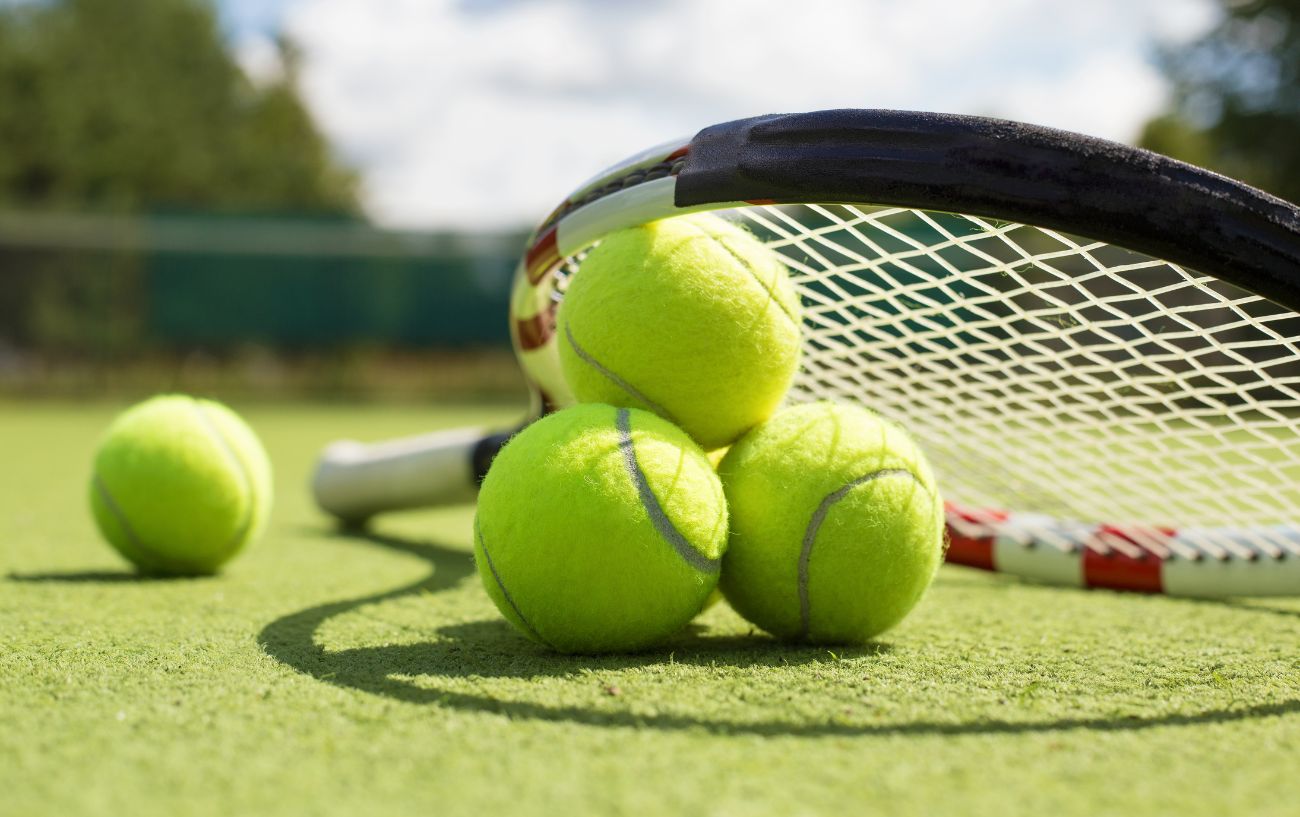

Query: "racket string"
left=730, top=204, right=1300, bottom=533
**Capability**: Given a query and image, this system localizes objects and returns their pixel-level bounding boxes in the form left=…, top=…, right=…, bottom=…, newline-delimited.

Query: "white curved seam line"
left=798, top=468, right=928, bottom=640
left=93, top=473, right=149, bottom=558
left=564, top=323, right=676, bottom=421
left=192, top=400, right=255, bottom=550
left=475, top=518, right=553, bottom=648
left=681, top=219, right=800, bottom=331
left=704, top=229, right=801, bottom=328
left=616, top=408, right=720, bottom=574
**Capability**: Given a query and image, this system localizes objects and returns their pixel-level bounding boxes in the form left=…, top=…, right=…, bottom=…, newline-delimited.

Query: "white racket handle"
left=312, top=426, right=504, bottom=522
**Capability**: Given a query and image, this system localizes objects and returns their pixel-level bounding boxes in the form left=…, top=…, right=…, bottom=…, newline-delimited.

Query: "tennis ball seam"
left=477, top=407, right=722, bottom=650
left=91, top=473, right=154, bottom=566
left=474, top=517, right=556, bottom=649
left=562, top=322, right=680, bottom=424
left=191, top=400, right=257, bottom=552
left=676, top=218, right=799, bottom=327
left=796, top=467, right=932, bottom=640
left=92, top=398, right=258, bottom=566
left=615, top=407, right=722, bottom=573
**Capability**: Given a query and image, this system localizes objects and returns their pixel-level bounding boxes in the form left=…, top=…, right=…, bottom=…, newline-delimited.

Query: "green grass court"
left=3, top=400, right=1299, bottom=817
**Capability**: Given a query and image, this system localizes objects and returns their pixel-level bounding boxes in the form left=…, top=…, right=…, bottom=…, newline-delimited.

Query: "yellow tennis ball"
left=718, top=401, right=944, bottom=644
left=473, top=403, right=727, bottom=653
left=557, top=212, right=801, bottom=449
left=89, top=395, right=273, bottom=575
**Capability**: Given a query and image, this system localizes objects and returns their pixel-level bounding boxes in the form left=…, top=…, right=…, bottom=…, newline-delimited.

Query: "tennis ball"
left=473, top=403, right=728, bottom=653
left=718, top=401, right=944, bottom=644
left=557, top=212, right=801, bottom=449
left=89, top=395, right=273, bottom=575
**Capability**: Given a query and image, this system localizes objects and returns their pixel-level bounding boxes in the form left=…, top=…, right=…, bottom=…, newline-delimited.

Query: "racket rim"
left=524, top=108, right=1300, bottom=309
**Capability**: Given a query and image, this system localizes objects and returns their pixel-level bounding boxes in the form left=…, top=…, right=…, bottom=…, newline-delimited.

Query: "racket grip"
left=312, top=427, right=510, bottom=522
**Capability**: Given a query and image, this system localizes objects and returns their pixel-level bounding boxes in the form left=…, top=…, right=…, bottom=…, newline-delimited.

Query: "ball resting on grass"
left=557, top=212, right=802, bottom=449
left=718, top=402, right=944, bottom=644
left=89, top=395, right=273, bottom=575
left=473, top=403, right=728, bottom=653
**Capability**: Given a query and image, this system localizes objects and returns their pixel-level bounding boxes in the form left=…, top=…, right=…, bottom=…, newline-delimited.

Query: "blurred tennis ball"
left=473, top=403, right=727, bottom=653
left=557, top=212, right=801, bottom=449
left=89, top=395, right=273, bottom=575
left=718, top=401, right=944, bottom=644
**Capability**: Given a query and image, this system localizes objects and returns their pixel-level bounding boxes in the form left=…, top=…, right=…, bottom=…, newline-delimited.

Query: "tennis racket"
left=313, top=109, right=1300, bottom=598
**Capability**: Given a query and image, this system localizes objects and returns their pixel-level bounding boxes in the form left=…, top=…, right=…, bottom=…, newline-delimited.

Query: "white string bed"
left=729, top=204, right=1300, bottom=551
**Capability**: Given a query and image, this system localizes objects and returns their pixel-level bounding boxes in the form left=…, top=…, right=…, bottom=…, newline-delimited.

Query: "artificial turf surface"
left=2, top=398, right=1299, bottom=816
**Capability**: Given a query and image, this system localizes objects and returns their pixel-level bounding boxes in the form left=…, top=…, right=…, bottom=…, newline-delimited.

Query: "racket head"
left=506, top=109, right=1300, bottom=596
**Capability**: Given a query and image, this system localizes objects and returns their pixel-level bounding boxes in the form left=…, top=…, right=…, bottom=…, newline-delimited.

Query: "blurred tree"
left=1140, top=0, right=1300, bottom=204
left=0, top=0, right=356, bottom=211
left=0, top=0, right=357, bottom=357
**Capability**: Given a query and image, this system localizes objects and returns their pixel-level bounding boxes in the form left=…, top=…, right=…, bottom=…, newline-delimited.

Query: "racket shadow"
left=258, top=525, right=1300, bottom=738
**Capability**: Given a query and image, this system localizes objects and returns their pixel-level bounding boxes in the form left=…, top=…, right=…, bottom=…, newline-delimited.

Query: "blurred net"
left=726, top=203, right=1300, bottom=535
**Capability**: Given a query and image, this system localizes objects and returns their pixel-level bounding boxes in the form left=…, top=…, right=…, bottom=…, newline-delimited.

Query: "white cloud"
left=233, top=33, right=286, bottom=87
left=282, top=0, right=1217, bottom=230
left=985, top=51, right=1171, bottom=142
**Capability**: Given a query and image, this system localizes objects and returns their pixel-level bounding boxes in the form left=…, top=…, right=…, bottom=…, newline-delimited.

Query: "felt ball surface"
left=474, top=403, right=728, bottom=653
left=557, top=213, right=801, bottom=449
left=89, top=394, right=273, bottom=575
left=718, top=401, right=944, bottom=644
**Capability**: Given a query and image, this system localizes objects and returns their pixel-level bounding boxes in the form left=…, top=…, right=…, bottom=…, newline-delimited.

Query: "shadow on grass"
left=7, top=570, right=203, bottom=583
left=258, top=526, right=1300, bottom=738
left=1192, top=598, right=1300, bottom=621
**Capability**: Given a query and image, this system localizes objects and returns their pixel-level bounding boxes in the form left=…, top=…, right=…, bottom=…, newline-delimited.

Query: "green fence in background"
left=0, top=212, right=524, bottom=350
left=148, top=254, right=512, bottom=346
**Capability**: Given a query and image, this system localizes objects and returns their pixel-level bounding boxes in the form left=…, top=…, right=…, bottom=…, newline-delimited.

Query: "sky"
left=218, top=0, right=1219, bottom=231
